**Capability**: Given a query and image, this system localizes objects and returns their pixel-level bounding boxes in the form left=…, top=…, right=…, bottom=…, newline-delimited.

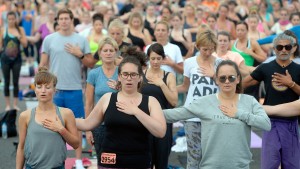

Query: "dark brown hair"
left=215, top=60, right=243, bottom=93
left=57, top=8, right=73, bottom=20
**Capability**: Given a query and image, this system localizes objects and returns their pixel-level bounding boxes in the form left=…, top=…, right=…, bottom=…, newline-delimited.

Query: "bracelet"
left=80, top=55, right=85, bottom=60
left=289, top=81, right=296, bottom=88
left=58, top=127, right=67, bottom=135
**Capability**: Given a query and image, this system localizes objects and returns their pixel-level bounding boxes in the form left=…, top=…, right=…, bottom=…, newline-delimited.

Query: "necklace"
left=278, top=60, right=292, bottom=68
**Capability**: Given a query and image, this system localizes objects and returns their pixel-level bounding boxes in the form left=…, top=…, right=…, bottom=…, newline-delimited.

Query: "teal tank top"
left=24, top=107, right=67, bottom=169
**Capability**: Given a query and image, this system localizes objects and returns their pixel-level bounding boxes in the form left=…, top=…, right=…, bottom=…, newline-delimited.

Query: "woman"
left=76, top=47, right=166, bottom=169
left=247, top=14, right=267, bottom=40
left=158, top=5, right=173, bottom=24
left=21, top=0, right=36, bottom=65
left=206, top=13, right=217, bottom=33
left=182, top=4, right=198, bottom=41
left=227, top=0, right=240, bottom=25
left=231, top=21, right=266, bottom=100
left=107, top=18, right=131, bottom=65
left=144, top=3, right=157, bottom=41
left=213, top=31, right=253, bottom=77
left=141, top=43, right=178, bottom=169
left=16, top=67, right=79, bottom=169
left=231, top=22, right=266, bottom=67
left=27, top=9, right=56, bottom=63
left=290, top=12, right=300, bottom=26
left=125, top=12, right=152, bottom=51
left=216, top=4, right=236, bottom=39
left=164, top=60, right=271, bottom=168
left=270, top=8, right=293, bottom=35
left=177, top=30, right=222, bottom=169
left=85, top=37, right=119, bottom=167
left=258, top=1, right=274, bottom=28
left=169, top=13, right=192, bottom=58
left=0, top=11, right=27, bottom=111
left=87, top=13, right=106, bottom=66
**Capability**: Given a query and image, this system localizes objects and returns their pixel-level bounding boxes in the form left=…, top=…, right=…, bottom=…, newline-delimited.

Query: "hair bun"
left=38, top=66, right=48, bottom=73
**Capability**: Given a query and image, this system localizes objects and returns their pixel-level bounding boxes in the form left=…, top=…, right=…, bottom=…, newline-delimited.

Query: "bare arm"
left=263, top=100, right=300, bottom=116
left=133, top=97, right=167, bottom=138
left=27, top=32, right=41, bottom=43
left=242, top=75, right=259, bottom=89
left=39, top=53, right=49, bottom=68
left=250, top=39, right=267, bottom=62
left=84, top=83, right=95, bottom=145
left=19, top=27, right=28, bottom=48
left=177, top=76, right=190, bottom=93
left=143, top=29, right=152, bottom=46
left=77, top=93, right=111, bottom=131
left=59, top=108, right=80, bottom=149
left=16, top=111, right=29, bottom=169
left=42, top=108, right=79, bottom=149
left=162, top=73, right=178, bottom=107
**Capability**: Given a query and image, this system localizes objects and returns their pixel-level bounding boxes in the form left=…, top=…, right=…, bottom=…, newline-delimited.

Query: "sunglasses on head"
left=275, top=44, right=294, bottom=51
left=218, top=75, right=237, bottom=83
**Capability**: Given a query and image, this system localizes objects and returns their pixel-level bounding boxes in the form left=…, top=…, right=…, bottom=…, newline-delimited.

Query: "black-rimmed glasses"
left=120, top=72, right=140, bottom=79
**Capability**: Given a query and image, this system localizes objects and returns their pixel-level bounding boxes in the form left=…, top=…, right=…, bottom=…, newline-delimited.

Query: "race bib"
left=101, top=153, right=116, bottom=164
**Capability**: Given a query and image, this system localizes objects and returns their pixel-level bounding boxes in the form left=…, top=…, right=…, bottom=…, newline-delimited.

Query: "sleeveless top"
left=144, top=18, right=156, bottom=40
left=141, top=70, right=171, bottom=109
left=89, top=39, right=102, bottom=66
left=183, top=19, right=197, bottom=42
left=127, top=29, right=145, bottom=51
left=24, top=107, right=66, bottom=169
left=231, top=39, right=254, bottom=66
left=1, top=28, right=21, bottom=64
left=169, top=30, right=188, bottom=56
left=100, top=92, right=151, bottom=168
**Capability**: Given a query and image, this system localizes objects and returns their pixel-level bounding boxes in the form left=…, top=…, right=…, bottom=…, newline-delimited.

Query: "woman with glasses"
left=76, top=47, right=166, bottom=169
left=164, top=60, right=271, bottom=168
left=141, top=43, right=178, bottom=169
left=176, top=30, right=222, bottom=169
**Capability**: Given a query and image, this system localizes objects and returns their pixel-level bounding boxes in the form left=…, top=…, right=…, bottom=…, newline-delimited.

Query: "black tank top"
left=144, top=19, right=156, bottom=41
left=169, top=29, right=188, bottom=56
left=127, top=29, right=145, bottom=51
left=1, top=28, right=21, bottom=64
left=141, top=70, right=172, bottom=109
left=100, top=92, right=151, bottom=168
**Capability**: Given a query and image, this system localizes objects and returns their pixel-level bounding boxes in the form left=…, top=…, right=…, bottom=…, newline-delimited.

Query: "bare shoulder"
left=19, top=109, right=32, bottom=123
left=59, top=107, right=75, bottom=119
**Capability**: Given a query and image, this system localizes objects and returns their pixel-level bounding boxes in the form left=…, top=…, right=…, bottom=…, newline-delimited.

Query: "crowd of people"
left=0, top=0, right=299, bottom=169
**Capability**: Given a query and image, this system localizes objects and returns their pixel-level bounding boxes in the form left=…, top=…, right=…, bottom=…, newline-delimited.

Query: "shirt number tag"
left=101, top=153, right=116, bottom=164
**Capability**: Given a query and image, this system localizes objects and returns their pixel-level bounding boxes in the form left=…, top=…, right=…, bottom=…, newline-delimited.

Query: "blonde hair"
left=195, top=29, right=217, bottom=50
left=108, top=19, right=125, bottom=35
left=128, top=12, right=144, bottom=28
left=98, top=36, right=119, bottom=52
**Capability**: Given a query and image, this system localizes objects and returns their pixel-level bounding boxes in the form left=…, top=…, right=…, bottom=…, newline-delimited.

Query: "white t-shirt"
left=145, top=42, right=183, bottom=74
left=184, top=56, right=223, bottom=122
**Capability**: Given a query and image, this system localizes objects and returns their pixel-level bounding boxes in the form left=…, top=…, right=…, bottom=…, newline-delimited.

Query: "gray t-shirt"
left=164, top=94, right=271, bottom=169
left=42, top=32, right=90, bottom=90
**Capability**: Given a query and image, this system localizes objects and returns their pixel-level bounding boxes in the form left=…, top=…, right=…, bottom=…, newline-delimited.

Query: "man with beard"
left=243, top=33, right=300, bottom=169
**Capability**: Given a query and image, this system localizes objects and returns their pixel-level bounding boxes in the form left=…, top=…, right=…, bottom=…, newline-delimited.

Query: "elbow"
left=71, top=139, right=80, bottom=149
left=156, top=127, right=166, bottom=138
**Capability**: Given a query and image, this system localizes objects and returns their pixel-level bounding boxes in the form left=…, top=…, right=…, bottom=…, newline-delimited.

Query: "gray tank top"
left=24, top=106, right=67, bottom=169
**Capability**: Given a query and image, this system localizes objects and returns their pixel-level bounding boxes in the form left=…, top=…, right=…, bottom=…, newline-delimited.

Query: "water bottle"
left=91, top=146, right=97, bottom=159
left=2, top=123, right=8, bottom=139
left=82, top=133, right=87, bottom=149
